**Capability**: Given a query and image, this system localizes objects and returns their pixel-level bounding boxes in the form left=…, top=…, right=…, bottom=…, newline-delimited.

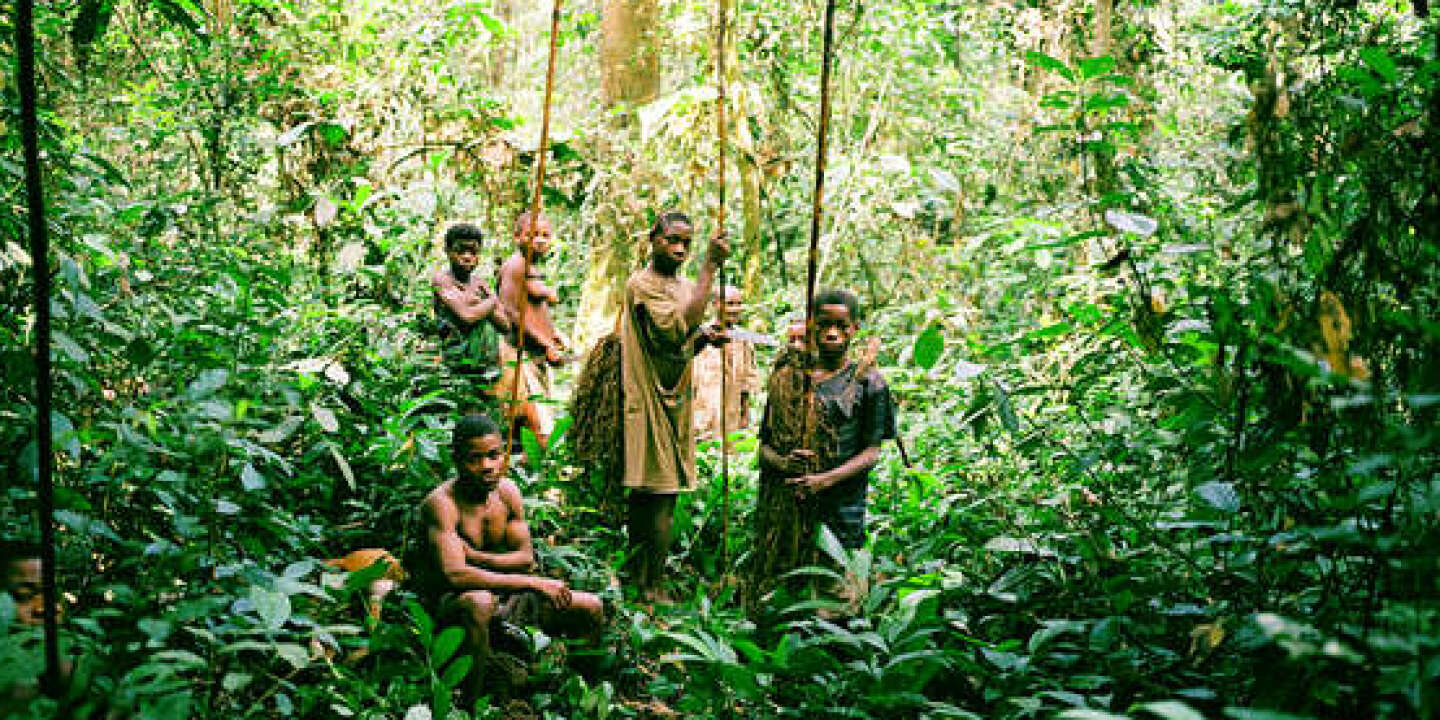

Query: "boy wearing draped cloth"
left=619, top=211, right=729, bottom=603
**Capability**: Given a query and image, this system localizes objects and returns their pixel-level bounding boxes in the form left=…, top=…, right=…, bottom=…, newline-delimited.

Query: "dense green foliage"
left=3, top=0, right=1438, bottom=718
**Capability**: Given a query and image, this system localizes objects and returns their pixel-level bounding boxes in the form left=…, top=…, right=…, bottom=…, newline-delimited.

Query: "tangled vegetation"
left=2, top=0, right=1438, bottom=718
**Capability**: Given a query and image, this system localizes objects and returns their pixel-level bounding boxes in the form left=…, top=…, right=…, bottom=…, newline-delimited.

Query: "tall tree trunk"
left=488, top=0, right=513, bottom=89
left=599, top=0, right=660, bottom=108
left=1092, top=0, right=1112, bottom=57
left=574, top=0, right=662, bottom=352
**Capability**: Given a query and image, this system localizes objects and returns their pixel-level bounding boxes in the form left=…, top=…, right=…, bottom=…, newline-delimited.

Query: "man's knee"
left=457, top=590, right=497, bottom=625
left=572, top=591, right=604, bottom=623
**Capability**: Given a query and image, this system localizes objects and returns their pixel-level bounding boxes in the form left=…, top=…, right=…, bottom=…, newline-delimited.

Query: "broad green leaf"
left=1078, top=56, right=1117, bottom=79
left=914, top=326, right=944, bottom=370
left=314, top=122, right=348, bottom=146
left=1059, top=710, right=1129, bottom=720
left=1195, top=481, right=1240, bottom=513
left=52, top=331, right=91, bottom=363
left=275, top=643, right=309, bottom=670
left=1139, top=701, right=1206, bottom=720
left=1223, top=709, right=1315, bottom=720
left=221, top=672, right=252, bottom=692
left=1026, top=322, right=1072, bottom=341
left=1358, top=47, right=1398, bottom=83
left=1028, top=619, right=1088, bottom=652
left=250, top=586, right=291, bottom=631
left=1026, top=51, right=1075, bottom=82
left=817, top=524, right=849, bottom=567
left=188, top=368, right=229, bottom=397
left=258, top=416, right=303, bottom=444
left=432, top=627, right=465, bottom=668
left=1104, top=209, right=1158, bottom=237
left=441, top=654, right=473, bottom=689
left=276, top=121, right=314, bottom=148
left=1085, top=92, right=1130, bottom=112
left=984, top=537, right=1056, bottom=557
left=240, top=463, right=266, bottom=492
left=991, top=382, right=1019, bottom=434
left=51, top=411, right=81, bottom=460
left=311, top=403, right=339, bottom=433
left=408, top=600, right=434, bottom=643
left=329, top=444, right=356, bottom=490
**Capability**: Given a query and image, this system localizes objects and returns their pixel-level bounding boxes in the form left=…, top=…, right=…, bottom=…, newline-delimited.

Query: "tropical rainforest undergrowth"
left=2, top=1, right=1438, bottom=718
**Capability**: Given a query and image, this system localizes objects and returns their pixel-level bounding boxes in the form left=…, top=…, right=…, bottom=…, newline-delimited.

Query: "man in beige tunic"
left=692, top=285, right=759, bottom=446
left=619, top=211, right=729, bottom=603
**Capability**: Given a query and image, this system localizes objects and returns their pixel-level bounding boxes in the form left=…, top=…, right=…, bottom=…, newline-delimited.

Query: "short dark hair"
left=513, top=210, right=548, bottom=238
left=445, top=223, right=485, bottom=249
left=811, top=289, right=861, bottom=323
left=649, top=211, right=692, bottom=241
left=0, top=538, right=41, bottom=574
left=452, top=413, right=502, bottom=454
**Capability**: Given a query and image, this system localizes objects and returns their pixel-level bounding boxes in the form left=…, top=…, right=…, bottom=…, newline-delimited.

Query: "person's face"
left=447, top=239, right=482, bottom=278
left=453, top=434, right=506, bottom=493
left=716, top=289, right=743, bottom=327
left=813, top=303, right=857, bottom=360
left=5, top=558, right=43, bottom=626
left=650, top=222, right=693, bottom=273
left=786, top=322, right=807, bottom=351
left=520, top=217, right=553, bottom=259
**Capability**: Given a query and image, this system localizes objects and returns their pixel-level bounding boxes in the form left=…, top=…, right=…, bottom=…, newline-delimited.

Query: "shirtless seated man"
left=415, top=414, right=603, bottom=671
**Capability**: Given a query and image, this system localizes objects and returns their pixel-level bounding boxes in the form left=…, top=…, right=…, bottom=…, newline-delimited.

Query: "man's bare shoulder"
left=420, top=480, right=458, bottom=521
left=497, top=479, right=527, bottom=512
left=431, top=266, right=454, bottom=289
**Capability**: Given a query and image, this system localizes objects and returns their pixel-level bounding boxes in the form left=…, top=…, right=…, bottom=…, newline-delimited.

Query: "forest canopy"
left=2, top=0, right=1438, bottom=718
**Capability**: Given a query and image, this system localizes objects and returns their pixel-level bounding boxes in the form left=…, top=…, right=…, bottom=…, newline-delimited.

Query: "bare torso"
left=499, top=253, right=561, bottom=356
left=450, top=483, right=512, bottom=551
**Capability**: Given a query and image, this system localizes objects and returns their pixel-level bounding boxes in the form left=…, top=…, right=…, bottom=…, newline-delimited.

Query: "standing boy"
left=619, top=212, right=729, bottom=603
left=496, top=211, right=566, bottom=450
left=753, top=289, right=895, bottom=594
left=433, top=223, right=509, bottom=410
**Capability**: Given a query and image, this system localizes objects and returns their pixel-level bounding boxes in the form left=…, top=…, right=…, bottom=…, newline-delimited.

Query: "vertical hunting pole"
left=714, top=0, right=731, bottom=570
left=15, top=0, right=63, bottom=696
left=800, top=0, right=839, bottom=446
left=503, top=0, right=564, bottom=466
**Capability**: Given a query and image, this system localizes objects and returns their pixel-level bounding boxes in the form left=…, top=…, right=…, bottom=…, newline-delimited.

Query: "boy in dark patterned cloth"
left=756, top=289, right=896, bottom=575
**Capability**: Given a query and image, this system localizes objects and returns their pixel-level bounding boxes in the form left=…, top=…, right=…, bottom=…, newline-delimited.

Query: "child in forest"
left=494, top=211, right=567, bottom=451
left=432, top=223, right=509, bottom=412
left=750, top=289, right=895, bottom=606
left=692, top=285, right=759, bottom=445
left=1, top=538, right=72, bottom=709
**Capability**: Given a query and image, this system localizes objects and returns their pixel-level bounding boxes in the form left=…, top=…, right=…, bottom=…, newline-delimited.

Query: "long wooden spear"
left=503, top=0, right=564, bottom=466
left=15, top=0, right=63, bottom=697
left=714, top=0, right=732, bottom=569
left=799, top=0, right=840, bottom=453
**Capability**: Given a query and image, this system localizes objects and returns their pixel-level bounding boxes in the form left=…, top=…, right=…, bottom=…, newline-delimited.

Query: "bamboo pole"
left=503, top=0, right=564, bottom=466
left=715, top=0, right=732, bottom=570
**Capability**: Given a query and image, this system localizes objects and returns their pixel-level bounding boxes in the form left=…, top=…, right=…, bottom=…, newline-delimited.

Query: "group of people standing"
left=418, top=207, right=896, bottom=677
